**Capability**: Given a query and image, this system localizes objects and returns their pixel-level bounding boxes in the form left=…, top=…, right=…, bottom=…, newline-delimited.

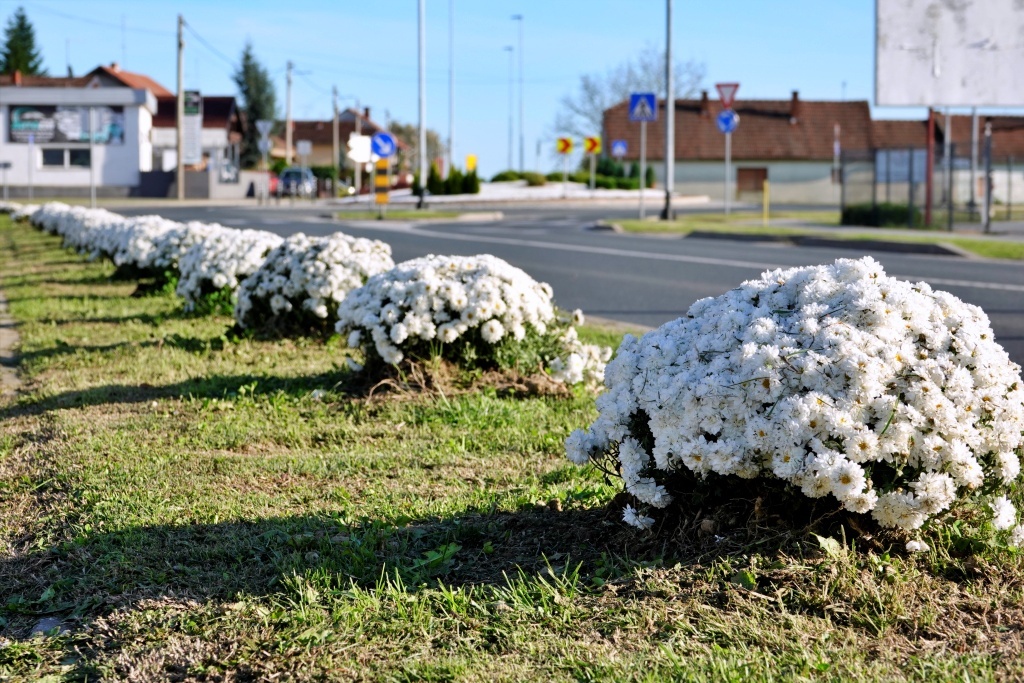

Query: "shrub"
left=270, top=159, right=288, bottom=175
left=235, top=232, right=394, bottom=336
left=490, top=170, right=522, bottom=182
left=310, top=165, right=339, bottom=181
left=842, top=202, right=924, bottom=228
left=615, top=177, right=639, bottom=190
left=462, top=169, right=480, bottom=195
left=336, top=254, right=609, bottom=385
left=426, top=163, right=445, bottom=196
left=522, top=172, right=547, bottom=187
left=545, top=171, right=564, bottom=182
left=645, top=165, right=656, bottom=189
left=443, top=167, right=461, bottom=195
left=566, top=257, right=1024, bottom=547
left=176, top=228, right=283, bottom=312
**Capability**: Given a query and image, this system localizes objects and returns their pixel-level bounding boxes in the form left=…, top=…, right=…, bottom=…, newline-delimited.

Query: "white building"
left=0, top=65, right=163, bottom=197
left=0, top=64, right=247, bottom=198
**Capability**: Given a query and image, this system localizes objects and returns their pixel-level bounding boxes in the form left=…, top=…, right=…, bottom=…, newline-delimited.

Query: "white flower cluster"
left=548, top=323, right=612, bottom=388
left=0, top=201, right=37, bottom=218
left=177, top=228, right=283, bottom=310
left=336, top=253, right=558, bottom=365
left=235, top=231, right=394, bottom=329
left=23, top=202, right=214, bottom=274
left=567, top=257, right=1024, bottom=534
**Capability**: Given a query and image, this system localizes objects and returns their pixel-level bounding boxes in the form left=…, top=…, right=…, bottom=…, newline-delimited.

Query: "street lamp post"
left=417, top=0, right=428, bottom=208
left=512, top=14, right=524, bottom=172
left=504, top=45, right=514, bottom=171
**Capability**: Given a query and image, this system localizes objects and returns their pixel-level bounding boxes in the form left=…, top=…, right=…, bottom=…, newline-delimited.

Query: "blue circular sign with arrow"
left=371, top=131, right=397, bottom=158
left=716, top=109, right=739, bottom=134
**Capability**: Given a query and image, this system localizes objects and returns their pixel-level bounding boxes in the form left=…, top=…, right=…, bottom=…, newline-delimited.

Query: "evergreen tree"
left=233, top=42, right=277, bottom=169
left=0, top=7, right=46, bottom=76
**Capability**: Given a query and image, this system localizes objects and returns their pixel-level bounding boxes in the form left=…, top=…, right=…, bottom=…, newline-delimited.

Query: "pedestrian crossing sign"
left=629, top=93, right=657, bottom=122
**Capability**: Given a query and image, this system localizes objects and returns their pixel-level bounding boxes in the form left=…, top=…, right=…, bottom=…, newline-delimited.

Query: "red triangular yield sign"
left=716, top=82, right=740, bottom=109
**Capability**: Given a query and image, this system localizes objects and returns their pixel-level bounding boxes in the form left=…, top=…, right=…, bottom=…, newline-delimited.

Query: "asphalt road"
left=116, top=203, right=1024, bottom=365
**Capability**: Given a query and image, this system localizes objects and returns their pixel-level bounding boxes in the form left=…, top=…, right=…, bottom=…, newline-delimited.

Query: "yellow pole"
left=763, top=179, right=770, bottom=227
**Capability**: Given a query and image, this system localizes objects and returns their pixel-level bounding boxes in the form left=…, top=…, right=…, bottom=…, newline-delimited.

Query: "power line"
left=29, top=3, right=171, bottom=37
left=183, top=22, right=237, bottom=71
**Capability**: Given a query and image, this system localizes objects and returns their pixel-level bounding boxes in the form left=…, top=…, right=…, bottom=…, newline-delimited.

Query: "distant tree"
left=0, top=7, right=46, bottom=76
left=390, top=121, right=443, bottom=174
left=233, top=41, right=277, bottom=169
left=554, top=45, right=705, bottom=139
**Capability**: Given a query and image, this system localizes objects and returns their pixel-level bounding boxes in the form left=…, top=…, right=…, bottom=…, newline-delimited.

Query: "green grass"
left=2, top=214, right=1024, bottom=681
left=335, top=210, right=463, bottom=221
left=617, top=211, right=1024, bottom=260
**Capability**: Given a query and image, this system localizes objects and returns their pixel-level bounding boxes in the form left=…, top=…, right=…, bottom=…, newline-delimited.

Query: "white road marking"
left=334, top=220, right=1024, bottom=293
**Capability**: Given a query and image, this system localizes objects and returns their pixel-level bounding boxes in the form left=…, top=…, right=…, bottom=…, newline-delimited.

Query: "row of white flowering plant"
left=234, top=232, right=395, bottom=335
left=336, top=253, right=610, bottom=385
left=566, top=257, right=1024, bottom=550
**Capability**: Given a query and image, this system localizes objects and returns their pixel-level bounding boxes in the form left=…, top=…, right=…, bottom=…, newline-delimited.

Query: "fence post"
left=886, top=149, right=891, bottom=203
left=839, top=150, right=847, bottom=213
left=984, top=122, right=993, bottom=234
left=908, top=147, right=916, bottom=228
left=948, top=143, right=955, bottom=232
left=1009, top=156, right=1014, bottom=221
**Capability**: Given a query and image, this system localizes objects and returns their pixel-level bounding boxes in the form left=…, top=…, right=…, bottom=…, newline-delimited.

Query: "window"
left=69, top=149, right=91, bottom=167
left=38, top=148, right=91, bottom=169
left=42, top=149, right=65, bottom=167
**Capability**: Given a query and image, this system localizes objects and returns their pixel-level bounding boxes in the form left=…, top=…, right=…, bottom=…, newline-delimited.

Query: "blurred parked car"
left=277, top=167, right=316, bottom=197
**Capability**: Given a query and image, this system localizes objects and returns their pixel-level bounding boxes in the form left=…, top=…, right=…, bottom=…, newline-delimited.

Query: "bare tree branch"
left=554, top=45, right=706, bottom=140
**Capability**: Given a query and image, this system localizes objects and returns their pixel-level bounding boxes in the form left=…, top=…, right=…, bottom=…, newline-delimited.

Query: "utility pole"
left=176, top=14, right=185, bottom=200
left=418, top=0, right=427, bottom=208
left=285, top=60, right=293, bottom=165
left=661, top=0, right=674, bottom=220
left=504, top=45, right=514, bottom=170
left=332, top=86, right=340, bottom=190
left=513, top=14, right=524, bottom=172
left=449, top=0, right=455, bottom=177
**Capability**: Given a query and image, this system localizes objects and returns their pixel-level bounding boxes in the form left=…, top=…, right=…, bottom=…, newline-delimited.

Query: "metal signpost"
left=88, top=107, right=97, bottom=208
left=629, top=93, right=657, bottom=218
left=716, top=110, right=739, bottom=214
left=371, top=132, right=397, bottom=219
left=715, top=83, right=740, bottom=215
left=584, top=136, right=601, bottom=190
left=0, top=161, right=10, bottom=201
left=27, top=134, right=34, bottom=201
left=296, top=140, right=312, bottom=201
left=556, top=137, right=574, bottom=198
left=611, top=139, right=627, bottom=161
left=255, top=119, right=273, bottom=203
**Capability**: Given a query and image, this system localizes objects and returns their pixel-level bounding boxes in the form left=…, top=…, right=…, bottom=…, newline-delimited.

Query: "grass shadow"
left=0, top=503, right=682, bottom=636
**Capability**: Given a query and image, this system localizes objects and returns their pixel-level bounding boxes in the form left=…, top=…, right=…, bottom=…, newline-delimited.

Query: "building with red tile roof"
left=603, top=91, right=873, bottom=203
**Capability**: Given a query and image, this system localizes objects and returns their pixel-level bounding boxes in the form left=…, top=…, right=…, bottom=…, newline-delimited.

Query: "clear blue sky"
left=5, top=0, right=934, bottom=177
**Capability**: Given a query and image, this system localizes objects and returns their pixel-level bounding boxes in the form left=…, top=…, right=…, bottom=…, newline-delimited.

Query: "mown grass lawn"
left=1, top=214, right=1024, bottom=681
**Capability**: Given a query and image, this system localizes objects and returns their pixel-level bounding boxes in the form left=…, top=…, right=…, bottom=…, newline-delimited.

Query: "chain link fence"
left=840, top=143, right=1021, bottom=230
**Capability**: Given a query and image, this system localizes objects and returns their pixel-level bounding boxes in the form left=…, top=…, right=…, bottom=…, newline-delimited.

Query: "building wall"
left=645, top=160, right=843, bottom=204
left=0, top=87, right=156, bottom=192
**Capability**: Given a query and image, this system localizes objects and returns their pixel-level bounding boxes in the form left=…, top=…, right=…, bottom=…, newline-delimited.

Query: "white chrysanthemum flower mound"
left=177, top=228, right=283, bottom=312
left=234, top=231, right=394, bottom=333
left=566, top=256, right=1024, bottom=537
left=336, top=253, right=610, bottom=385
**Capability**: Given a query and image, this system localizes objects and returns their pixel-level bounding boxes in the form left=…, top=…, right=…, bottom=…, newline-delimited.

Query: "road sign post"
left=0, top=161, right=10, bottom=201
left=584, top=136, right=601, bottom=191
left=256, top=119, right=273, bottom=204
left=630, top=93, right=657, bottom=219
left=375, top=158, right=390, bottom=219
left=556, top=137, right=573, bottom=198
left=715, top=83, right=740, bottom=216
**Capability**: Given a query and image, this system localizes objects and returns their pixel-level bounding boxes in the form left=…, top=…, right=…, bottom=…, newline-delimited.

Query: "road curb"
left=685, top=230, right=967, bottom=257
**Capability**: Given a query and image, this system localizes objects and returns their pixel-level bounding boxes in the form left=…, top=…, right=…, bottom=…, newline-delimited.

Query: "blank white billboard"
left=876, top=0, right=1024, bottom=106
